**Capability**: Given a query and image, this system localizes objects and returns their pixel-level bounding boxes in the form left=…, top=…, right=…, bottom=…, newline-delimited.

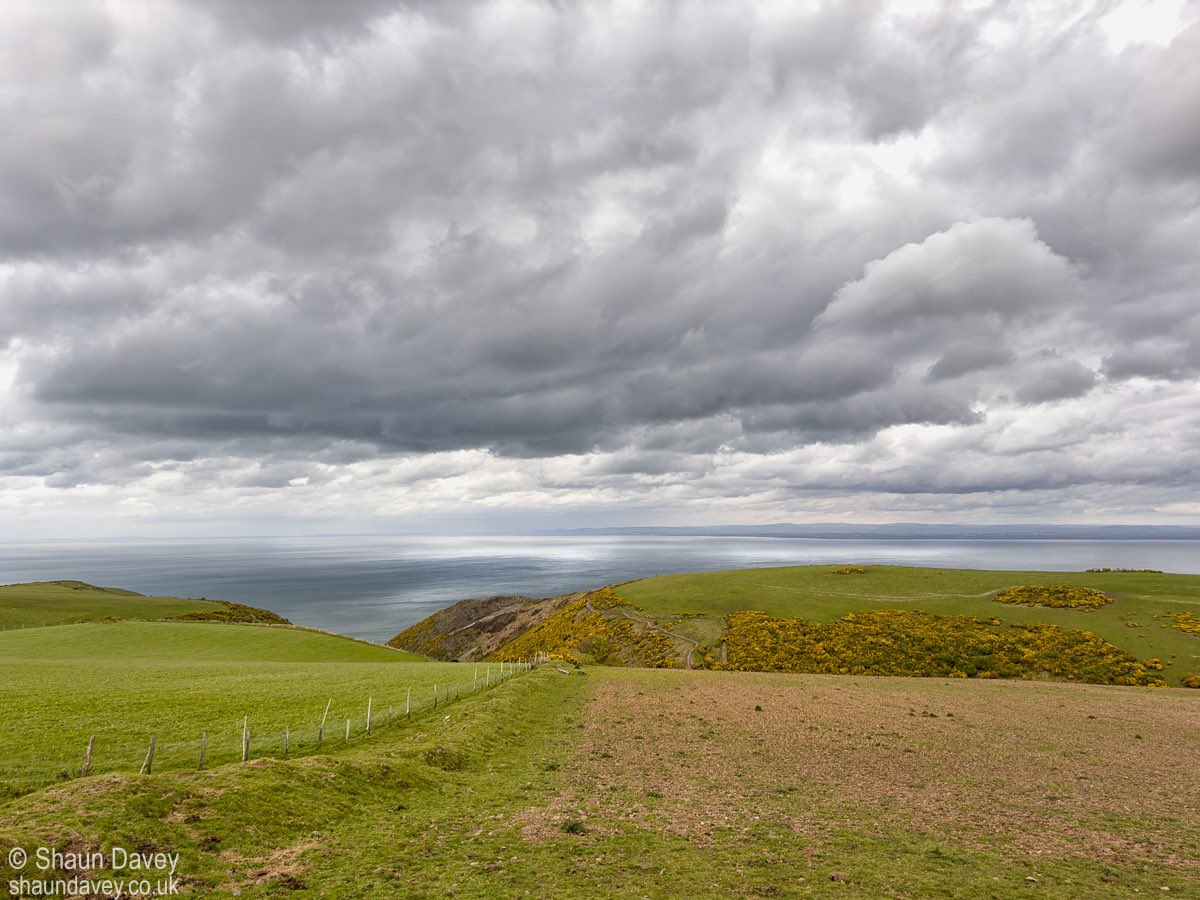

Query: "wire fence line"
left=1, top=655, right=548, bottom=794
left=1, top=618, right=110, bottom=631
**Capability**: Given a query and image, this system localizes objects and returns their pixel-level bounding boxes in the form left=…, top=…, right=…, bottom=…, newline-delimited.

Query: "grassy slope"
left=0, top=581, right=222, bottom=629
left=2, top=667, right=1197, bottom=897
left=618, top=565, right=1200, bottom=683
left=0, top=622, right=486, bottom=797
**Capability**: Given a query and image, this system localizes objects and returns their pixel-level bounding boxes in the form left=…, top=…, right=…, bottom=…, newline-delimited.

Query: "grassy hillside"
left=0, top=580, right=285, bottom=629
left=2, top=667, right=1196, bottom=897
left=0, top=621, right=521, bottom=798
left=617, top=565, right=1200, bottom=683
left=0, top=581, right=222, bottom=628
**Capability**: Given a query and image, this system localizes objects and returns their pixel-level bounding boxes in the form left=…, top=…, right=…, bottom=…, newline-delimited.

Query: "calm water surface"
left=2, top=535, right=1197, bottom=642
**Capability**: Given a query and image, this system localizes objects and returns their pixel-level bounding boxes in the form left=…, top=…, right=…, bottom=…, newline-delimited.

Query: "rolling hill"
left=0, top=580, right=286, bottom=630
left=0, top=615, right=475, bottom=799
left=393, top=565, right=1200, bottom=686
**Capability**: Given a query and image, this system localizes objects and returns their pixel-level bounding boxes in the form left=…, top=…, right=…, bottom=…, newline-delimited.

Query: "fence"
left=1, top=618, right=107, bottom=631
left=1, top=655, right=549, bottom=796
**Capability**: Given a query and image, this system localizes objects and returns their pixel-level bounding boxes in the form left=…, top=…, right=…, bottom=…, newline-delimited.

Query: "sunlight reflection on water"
left=2, top=535, right=1196, bottom=642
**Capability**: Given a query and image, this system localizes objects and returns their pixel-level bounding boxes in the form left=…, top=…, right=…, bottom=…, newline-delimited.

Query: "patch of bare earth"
left=517, top=670, right=1200, bottom=871
left=220, top=838, right=321, bottom=893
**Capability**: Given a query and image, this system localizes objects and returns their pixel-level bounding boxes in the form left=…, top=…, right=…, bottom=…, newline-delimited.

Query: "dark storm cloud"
left=1, top=0, right=1198, bottom=524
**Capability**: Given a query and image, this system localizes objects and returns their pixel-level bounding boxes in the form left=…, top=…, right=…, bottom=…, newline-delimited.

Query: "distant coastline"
left=538, top=523, right=1200, bottom=540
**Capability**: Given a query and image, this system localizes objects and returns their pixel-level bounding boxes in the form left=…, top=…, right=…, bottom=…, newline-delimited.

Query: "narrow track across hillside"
left=585, top=596, right=700, bottom=668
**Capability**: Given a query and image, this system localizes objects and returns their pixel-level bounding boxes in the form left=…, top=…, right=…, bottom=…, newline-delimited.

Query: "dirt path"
left=585, top=596, right=700, bottom=668
left=748, top=581, right=1016, bottom=603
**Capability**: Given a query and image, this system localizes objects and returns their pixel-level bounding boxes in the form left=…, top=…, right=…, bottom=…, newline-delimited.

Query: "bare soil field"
left=520, top=669, right=1200, bottom=887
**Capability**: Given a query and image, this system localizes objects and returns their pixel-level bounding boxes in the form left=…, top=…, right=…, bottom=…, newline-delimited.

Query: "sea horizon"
left=3, top=533, right=1197, bottom=643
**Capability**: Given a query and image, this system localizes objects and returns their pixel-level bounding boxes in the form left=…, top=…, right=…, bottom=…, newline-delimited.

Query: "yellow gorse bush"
left=391, top=615, right=446, bottom=656
left=993, top=584, right=1113, bottom=610
left=720, top=609, right=1166, bottom=686
left=488, top=588, right=679, bottom=667
left=1171, top=612, right=1200, bottom=636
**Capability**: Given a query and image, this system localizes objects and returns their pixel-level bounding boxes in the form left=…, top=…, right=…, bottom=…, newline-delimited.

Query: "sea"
left=2, top=535, right=1197, bottom=643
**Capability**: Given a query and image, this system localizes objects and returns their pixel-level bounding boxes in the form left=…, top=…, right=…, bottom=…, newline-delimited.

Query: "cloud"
left=815, top=218, right=1078, bottom=333
left=925, top=341, right=1014, bottom=382
left=1008, top=355, right=1098, bottom=405
left=0, top=0, right=1198, bottom=534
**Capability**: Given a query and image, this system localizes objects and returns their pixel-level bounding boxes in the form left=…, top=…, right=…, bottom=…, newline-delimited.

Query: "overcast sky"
left=1, top=0, right=1198, bottom=537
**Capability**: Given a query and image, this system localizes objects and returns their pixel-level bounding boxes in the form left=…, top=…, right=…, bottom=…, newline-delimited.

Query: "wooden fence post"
left=406, top=687, right=411, bottom=719
left=140, top=737, right=156, bottom=775
left=345, top=718, right=350, bottom=743
left=81, top=735, right=95, bottom=777
left=318, top=698, right=332, bottom=750
left=199, top=732, right=207, bottom=770
left=366, top=697, right=373, bottom=736
left=242, top=716, right=249, bottom=762
left=284, top=725, right=290, bottom=759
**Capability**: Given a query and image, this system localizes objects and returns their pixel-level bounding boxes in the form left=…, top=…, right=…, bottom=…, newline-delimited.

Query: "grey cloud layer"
left=1, top=0, right=1198, bottom=524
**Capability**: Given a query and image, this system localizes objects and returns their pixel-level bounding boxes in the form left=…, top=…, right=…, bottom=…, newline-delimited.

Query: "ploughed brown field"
left=519, top=668, right=1200, bottom=890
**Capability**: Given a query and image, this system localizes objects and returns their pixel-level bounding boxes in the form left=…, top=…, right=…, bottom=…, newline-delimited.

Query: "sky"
left=1, top=0, right=1198, bottom=538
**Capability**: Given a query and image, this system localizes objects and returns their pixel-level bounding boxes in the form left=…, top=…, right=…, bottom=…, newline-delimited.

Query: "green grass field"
left=0, top=621, right=524, bottom=798
left=0, top=581, right=224, bottom=629
left=617, top=565, right=1200, bottom=683
left=2, top=573, right=1198, bottom=895
left=1, top=666, right=1197, bottom=897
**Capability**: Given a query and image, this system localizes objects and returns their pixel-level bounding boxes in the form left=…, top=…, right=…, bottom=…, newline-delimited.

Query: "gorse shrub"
left=1171, top=612, right=1200, bottom=636
left=720, top=609, right=1166, bottom=686
left=488, top=588, right=678, bottom=667
left=389, top=615, right=444, bottom=656
left=172, top=601, right=290, bottom=624
left=993, top=584, right=1112, bottom=610
left=1181, top=673, right=1200, bottom=689
left=834, top=566, right=867, bottom=575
